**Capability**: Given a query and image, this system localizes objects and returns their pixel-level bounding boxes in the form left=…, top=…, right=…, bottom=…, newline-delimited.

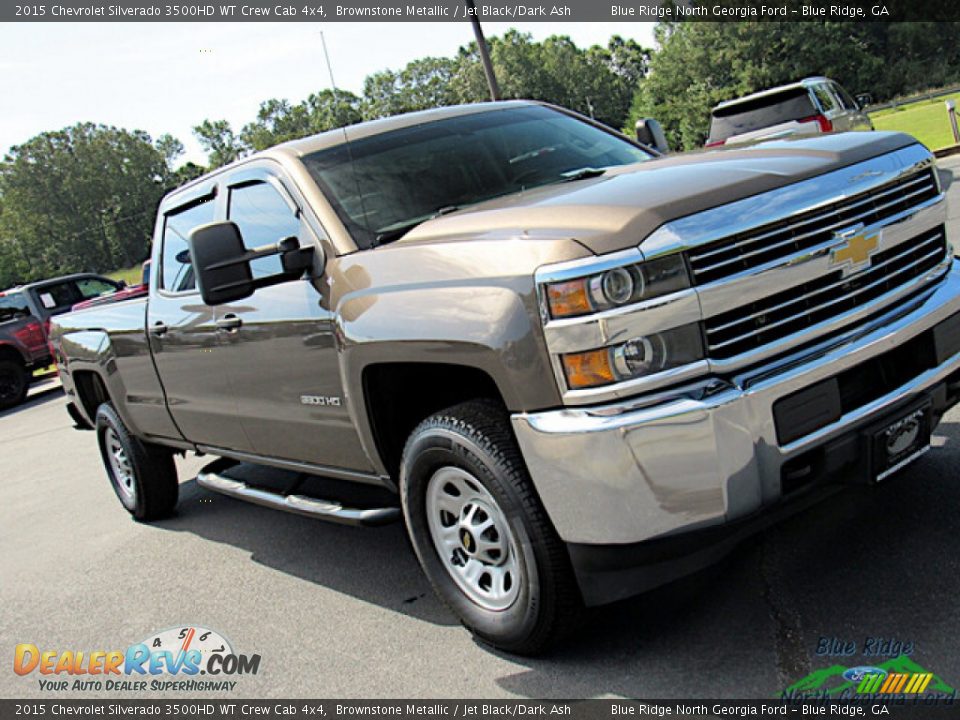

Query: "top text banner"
left=4, top=0, right=959, bottom=23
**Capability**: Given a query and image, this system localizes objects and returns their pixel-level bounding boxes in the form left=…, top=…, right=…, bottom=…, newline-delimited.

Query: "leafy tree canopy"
left=0, top=123, right=172, bottom=286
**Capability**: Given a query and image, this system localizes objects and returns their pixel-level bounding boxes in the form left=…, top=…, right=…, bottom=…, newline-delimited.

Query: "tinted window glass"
left=33, top=281, right=82, bottom=314
left=162, top=197, right=215, bottom=292
left=0, top=292, right=30, bottom=322
left=227, top=182, right=300, bottom=278
left=76, top=278, right=119, bottom=299
left=812, top=84, right=838, bottom=112
left=832, top=83, right=859, bottom=111
left=709, top=88, right=817, bottom=143
left=303, top=105, right=652, bottom=249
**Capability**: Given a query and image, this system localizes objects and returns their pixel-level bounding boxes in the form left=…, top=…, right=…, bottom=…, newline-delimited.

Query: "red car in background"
left=71, top=261, right=151, bottom=312
left=0, top=310, right=52, bottom=409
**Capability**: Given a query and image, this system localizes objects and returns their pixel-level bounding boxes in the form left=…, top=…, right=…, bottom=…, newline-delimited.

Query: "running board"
left=196, top=459, right=400, bottom=527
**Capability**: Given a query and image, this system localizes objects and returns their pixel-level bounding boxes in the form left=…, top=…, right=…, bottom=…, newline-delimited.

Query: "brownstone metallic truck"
left=51, top=101, right=960, bottom=654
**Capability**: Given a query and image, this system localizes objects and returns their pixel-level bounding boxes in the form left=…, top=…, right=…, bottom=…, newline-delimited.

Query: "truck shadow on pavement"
left=152, top=419, right=960, bottom=699
left=155, top=477, right=457, bottom=626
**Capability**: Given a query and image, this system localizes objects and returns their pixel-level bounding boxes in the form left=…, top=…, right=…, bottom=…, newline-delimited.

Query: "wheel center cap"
left=460, top=529, right=476, bottom=553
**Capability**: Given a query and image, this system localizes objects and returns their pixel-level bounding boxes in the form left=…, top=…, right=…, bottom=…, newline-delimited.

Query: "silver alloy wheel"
left=425, top=466, right=522, bottom=611
left=105, top=427, right=136, bottom=501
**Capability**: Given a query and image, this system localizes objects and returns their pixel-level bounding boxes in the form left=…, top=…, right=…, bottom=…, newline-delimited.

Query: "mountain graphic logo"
left=783, top=655, right=955, bottom=698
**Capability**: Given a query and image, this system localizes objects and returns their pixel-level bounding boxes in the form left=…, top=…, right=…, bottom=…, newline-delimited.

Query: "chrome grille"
left=688, top=168, right=940, bottom=285
left=704, top=226, right=948, bottom=359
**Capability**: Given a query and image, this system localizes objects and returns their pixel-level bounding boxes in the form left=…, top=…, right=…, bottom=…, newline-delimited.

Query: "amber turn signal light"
left=561, top=348, right=616, bottom=389
left=546, top=279, right=592, bottom=318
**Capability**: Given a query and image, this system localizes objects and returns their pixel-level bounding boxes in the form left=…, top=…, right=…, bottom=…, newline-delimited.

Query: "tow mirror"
left=635, top=118, right=670, bottom=155
left=188, top=221, right=316, bottom=306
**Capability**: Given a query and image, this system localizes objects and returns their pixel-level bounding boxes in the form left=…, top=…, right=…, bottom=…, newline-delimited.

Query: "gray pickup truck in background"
left=51, top=101, right=960, bottom=654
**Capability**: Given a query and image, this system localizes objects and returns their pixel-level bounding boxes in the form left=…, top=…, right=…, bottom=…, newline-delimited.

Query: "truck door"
left=148, top=189, right=253, bottom=451
left=212, top=167, right=375, bottom=474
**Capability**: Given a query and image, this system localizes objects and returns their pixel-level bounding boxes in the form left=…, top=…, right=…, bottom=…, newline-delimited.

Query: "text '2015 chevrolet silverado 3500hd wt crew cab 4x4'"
left=51, top=101, right=960, bottom=654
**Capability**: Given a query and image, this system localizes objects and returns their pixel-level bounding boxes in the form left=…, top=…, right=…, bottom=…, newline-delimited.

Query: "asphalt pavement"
left=3, top=157, right=960, bottom=700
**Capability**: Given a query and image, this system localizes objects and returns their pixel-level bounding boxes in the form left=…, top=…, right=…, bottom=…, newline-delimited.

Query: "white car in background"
left=706, top=77, right=874, bottom=147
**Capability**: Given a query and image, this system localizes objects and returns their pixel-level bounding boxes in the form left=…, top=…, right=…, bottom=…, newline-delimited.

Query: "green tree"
left=360, top=31, right=650, bottom=130
left=362, top=57, right=460, bottom=119
left=240, top=90, right=362, bottom=151
left=193, top=119, right=244, bottom=168
left=155, top=133, right=185, bottom=169
left=0, top=123, right=169, bottom=282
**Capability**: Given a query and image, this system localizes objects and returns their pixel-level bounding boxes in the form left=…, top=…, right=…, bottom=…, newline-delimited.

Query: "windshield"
left=302, top=105, right=653, bottom=249
left=0, top=291, right=31, bottom=323
left=708, top=87, right=816, bottom=143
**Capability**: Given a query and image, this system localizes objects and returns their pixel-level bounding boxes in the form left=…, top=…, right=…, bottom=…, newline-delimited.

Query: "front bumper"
left=511, top=260, right=960, bottom=600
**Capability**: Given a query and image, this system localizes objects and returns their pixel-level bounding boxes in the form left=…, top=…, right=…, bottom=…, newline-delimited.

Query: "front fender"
left=337, top=280, right=562, bottom=475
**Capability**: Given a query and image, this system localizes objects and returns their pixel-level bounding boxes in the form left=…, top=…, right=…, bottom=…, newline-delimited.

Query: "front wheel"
left=96, top=403, right=178, bottom=521
left=400, top=400, right=580, bottom=655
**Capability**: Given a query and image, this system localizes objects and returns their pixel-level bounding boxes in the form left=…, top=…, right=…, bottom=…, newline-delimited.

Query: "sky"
left=0, top=21, right=657, bottom=165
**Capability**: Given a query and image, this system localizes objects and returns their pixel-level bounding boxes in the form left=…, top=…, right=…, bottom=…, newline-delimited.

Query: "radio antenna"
left=319, top=30, right=371, bottom=244
left=320, top=30, right=339, bottom=95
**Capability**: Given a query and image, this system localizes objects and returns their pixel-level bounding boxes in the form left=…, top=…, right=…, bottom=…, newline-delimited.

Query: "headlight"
left=560, top=324, right=704, bottom=389
left=545, top=254, right=690, bottom=319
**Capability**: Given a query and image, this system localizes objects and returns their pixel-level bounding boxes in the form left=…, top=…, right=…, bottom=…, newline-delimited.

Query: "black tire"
left=95, top=403, right=178, bottom=521
left=0, top=359, right=29, bottom=410
left=400, top=399, right=581, bottom=655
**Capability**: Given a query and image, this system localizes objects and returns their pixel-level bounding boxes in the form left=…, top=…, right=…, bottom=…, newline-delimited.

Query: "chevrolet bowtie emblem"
left=830, top=229, right=880, bottom=275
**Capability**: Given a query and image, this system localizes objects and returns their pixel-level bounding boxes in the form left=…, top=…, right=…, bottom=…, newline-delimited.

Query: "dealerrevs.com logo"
left=13, top=625, right=261, bottom=692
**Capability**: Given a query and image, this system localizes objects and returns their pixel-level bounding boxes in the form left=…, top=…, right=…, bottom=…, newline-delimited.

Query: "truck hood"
left=397, top=131, right=920, bottom=256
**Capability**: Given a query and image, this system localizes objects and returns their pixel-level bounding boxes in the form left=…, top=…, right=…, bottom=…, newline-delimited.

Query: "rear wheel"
left=0, top=360, right=29, bottom=410
left=401, top=400, right=580, bottom=655
left=96, top=403, right=178, bottom=521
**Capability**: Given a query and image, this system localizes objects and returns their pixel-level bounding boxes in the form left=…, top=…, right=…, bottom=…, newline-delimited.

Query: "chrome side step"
left=196, top=459, right=400, bottom=527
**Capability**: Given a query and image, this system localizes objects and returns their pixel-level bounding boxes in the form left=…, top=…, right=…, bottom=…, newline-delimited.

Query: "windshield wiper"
left=374, top=205, right=463, bottom=246
left=559, top=167, right=607, bottom=183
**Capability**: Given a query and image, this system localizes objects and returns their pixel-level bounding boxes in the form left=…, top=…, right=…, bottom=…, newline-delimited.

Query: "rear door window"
left=812, top=84, right=839, bottom=113
left=709, top=87, right=817, bottom=143
left=161, top=197, right=216, bottom=293
left=33, top=282, right=83, bottom=314
left=832, top=82, right=859, bottom=111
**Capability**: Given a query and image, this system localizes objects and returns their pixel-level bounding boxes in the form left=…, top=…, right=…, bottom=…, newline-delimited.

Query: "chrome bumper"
left=511, top=260, right=960, bottom=546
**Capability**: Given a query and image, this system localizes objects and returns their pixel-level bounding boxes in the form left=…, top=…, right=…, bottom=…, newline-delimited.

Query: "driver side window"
left=227, top=181, right=301, bottom=279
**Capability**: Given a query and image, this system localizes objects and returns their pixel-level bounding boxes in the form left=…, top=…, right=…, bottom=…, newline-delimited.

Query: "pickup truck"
left=0, top=309, right=51, bottom=409
left=1, top=273, right=127, bottom=340
left=51, top=101, right=960, bottom=654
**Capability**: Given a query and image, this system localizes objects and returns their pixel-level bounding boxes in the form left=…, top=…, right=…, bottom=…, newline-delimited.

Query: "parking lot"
left=3, top=156, right=960, bottom=701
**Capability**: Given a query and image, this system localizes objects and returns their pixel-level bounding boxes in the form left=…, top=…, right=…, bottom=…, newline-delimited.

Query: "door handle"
left=149, top=321, right=168, bottom=337
left=216, top=314, right=242, bottom=331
